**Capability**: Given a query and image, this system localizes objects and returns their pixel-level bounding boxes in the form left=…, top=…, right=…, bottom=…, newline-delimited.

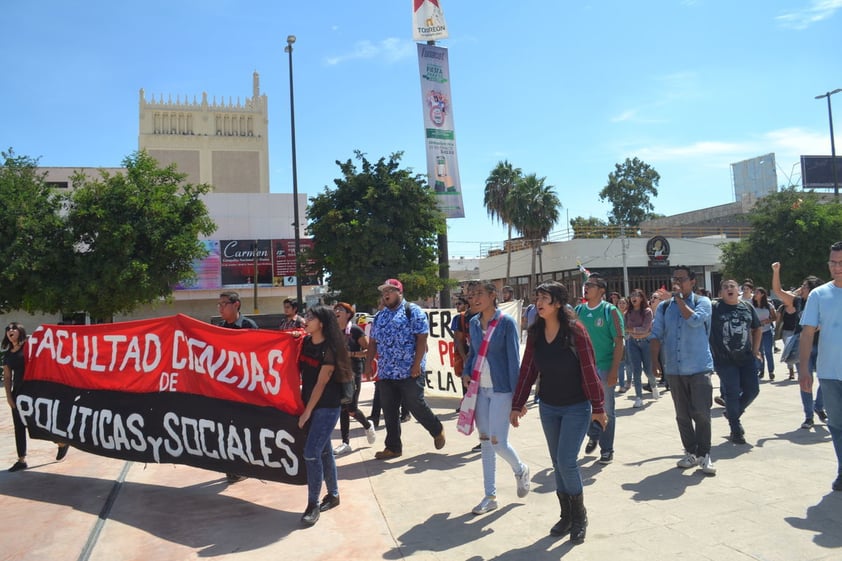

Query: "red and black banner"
left=17, top=314, right=308, bottom=484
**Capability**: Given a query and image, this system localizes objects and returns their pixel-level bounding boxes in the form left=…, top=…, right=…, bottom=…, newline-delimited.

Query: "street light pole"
left=815, top=88, right=842, bottom=198
left=286, top=35, right=304, bottom=305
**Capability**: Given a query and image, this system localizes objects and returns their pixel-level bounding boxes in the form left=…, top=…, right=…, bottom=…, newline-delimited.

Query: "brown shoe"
left=374, top=448, right=402, bottom=460
left=434, top=430, right=446, bottom=450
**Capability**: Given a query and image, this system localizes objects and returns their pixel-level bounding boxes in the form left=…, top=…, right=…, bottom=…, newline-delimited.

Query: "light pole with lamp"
left=815, top=88, right=842, bottom=198
left=285, top=35, right=304, bottom=305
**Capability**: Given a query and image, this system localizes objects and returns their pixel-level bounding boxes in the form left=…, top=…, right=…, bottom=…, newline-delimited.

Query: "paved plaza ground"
left=1, top=374, right=840, bottom=561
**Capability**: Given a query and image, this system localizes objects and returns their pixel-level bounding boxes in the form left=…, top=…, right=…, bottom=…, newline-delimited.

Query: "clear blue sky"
left=2, top=1, right=840, bottom=258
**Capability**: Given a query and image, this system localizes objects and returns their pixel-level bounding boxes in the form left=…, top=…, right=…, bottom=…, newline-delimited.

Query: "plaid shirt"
left=512, top=320, right=605, bottom=414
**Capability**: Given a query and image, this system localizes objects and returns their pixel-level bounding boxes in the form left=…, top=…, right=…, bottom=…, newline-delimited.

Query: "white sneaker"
left=515, top=464, right=530, bottom=498
left=365, top=424, right=376, bottom=444
left=676, top=452, right=698, bottom=469
left=651, top=383, right=660, bottom=400
left=472, top=495, right=498, bottom=515
left=333, top=442, right=352, bottom=455
left=633, top=397, right=644, bottom=408
left=698, top=453, right=716, bottom=475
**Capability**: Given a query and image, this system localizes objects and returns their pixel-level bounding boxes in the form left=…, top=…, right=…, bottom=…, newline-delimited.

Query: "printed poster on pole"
left=417, top=43, right=464, bottom=218
left=412, top=0, right=449, bottom=41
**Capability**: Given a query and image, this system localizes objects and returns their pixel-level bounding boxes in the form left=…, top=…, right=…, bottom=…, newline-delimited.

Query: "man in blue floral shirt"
left=365, top=278, right=446, bottom=459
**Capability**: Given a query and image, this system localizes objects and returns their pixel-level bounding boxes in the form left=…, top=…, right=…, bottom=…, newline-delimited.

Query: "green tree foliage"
left=720, top=188, right=842, bottom=290
left=484, top=160, right=522, bottom=283
left=508, top=173, right=560, bottom=285
left=599, top=157, right=660, bottom=226
left=570, top=216, right=613, bottom=239
left=306, top=151, right=446, bottom=309
left=61, top=151, right=215, bottom=320
left=0, top=150, right=66, bottom=313
left=0, top=149, right=216, bottom=320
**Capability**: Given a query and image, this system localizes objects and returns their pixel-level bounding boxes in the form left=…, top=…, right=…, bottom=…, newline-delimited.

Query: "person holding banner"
left=510, top=282, right=606, bottom=545
left=4, top=322, right=70, bottom=472
left=333, top=302, right=376, bottom=455
left=298, top=305, right=353, bottom=526
left=217, top=291, right=258, bottom=483
left=461, top=281, right=530, bottom=515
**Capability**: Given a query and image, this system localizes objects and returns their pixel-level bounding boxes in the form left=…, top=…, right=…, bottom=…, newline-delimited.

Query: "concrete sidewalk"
left=1, top=376, right=840, bottom=561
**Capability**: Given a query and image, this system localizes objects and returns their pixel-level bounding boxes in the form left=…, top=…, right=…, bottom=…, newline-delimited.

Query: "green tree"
left=599, top=157, right=660, bottom=227
left=62, top=151, right=216, bottom=321
left=570, top=216, right=613, bottom=239
left=484, top=160, right=522, bottom=284
left=720, top=188, right=842, bottom=289
left=306, top=151, right=446, bottom=309
left=0, top=149, right=66, bottom=313
left=508, top=173, right=560, bottom=288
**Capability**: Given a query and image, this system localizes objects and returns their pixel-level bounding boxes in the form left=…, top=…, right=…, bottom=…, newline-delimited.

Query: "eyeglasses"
left=583, top=282, right=598, bottom=289
left=5, top=326, right=17, bottom=332
left=217, top=301, right=234, bottom=308
left=829, top=260, right=842, bottom=268
left=671, top=276, right=690, bottom=283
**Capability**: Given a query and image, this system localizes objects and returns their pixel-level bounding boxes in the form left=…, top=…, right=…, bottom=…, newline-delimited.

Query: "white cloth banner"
left=412, top=0, right=449, bottom=42
left=417, top=44, right=464, bottom=218
left=421, top=301, right=522, bottom=398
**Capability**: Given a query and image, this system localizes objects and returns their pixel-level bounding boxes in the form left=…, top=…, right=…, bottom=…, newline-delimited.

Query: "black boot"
left=550, top=491, right=572, bottom=536
left=569, top=493, right=588, bottom=545
left=301, top=502, right=320, bottom=526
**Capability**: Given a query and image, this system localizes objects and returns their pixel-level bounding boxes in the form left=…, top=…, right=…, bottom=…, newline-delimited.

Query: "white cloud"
left=325, top=37, right=415, bottom=65
left=776, top=0, right=842, bottom=29
left=633, top=127, right=830, bottom=177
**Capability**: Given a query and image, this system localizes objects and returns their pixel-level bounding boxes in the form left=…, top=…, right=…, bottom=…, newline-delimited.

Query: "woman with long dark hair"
left=510, top=282, right=606, bottom=545
left=298, top=305, right=354, bottom=526
left=751, top=287, right=777, bottom=380
left=625, top=289, right=658, bottom=407
left=3, top=322, right=69, bottom=471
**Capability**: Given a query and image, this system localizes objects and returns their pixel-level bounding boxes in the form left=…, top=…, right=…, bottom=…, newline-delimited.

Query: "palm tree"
left=508, top=173, right=560, bottom=292
left=484, top=160, right=522, bottom=284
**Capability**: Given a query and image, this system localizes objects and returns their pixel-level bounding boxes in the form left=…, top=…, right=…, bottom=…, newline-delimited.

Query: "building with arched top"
left=138, top=71, right=269, bottom=194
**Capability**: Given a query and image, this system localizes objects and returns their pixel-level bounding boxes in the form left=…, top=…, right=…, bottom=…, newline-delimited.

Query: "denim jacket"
left=649, top=293, right=714, bottom=375
left=464, top=309, right=521, bottom=392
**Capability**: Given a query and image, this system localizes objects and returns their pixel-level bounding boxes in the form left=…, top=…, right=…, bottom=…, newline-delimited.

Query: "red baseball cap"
left=378, top=278, right=403, bottom=292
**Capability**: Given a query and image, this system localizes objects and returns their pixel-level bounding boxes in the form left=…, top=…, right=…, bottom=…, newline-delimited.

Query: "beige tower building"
left=138, top=72, right=269, bottom=193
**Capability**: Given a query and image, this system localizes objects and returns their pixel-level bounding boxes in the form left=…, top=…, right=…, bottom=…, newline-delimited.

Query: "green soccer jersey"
left=575, top=301, right=623, bottom=372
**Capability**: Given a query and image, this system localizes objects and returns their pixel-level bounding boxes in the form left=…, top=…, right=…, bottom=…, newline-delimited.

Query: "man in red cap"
left=365, top=278, right=445, bottom=458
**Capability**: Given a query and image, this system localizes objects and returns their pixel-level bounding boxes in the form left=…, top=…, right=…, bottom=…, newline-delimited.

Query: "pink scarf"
left=457, top=311, right=500, bottom=435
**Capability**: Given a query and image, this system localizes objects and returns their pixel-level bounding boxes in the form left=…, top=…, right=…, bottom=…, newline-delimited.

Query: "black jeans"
left=379, top=375, right=443, bottom=453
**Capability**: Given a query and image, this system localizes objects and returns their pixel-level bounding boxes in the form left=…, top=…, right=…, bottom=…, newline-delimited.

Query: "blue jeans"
left=586, top=368, right=615, bottom=454
left=798, top=345, right=825, bottom=419
left=819, top=378, right=842, bottom=476
left=627, top=337, right=656, bottom=398
left=717, top=361, right=760, bottom=433
left=379, top=375, right=443, bottom=453
left=755, top=330, right=775, bottom=375
left=303, top=406, right=341, bottom=505
left=539, top=400, right=591, bottom=495
left=475, top=387, right=525, bottom=497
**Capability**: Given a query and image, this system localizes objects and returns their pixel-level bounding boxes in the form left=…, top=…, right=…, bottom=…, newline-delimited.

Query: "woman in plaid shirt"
left=510, top=281, right=605, bottom=546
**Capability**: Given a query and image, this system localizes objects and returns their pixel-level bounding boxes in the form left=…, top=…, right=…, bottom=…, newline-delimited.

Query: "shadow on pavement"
left=0, top=470, right=293, bottom=557
left=784, top=492, right=842, bottom=548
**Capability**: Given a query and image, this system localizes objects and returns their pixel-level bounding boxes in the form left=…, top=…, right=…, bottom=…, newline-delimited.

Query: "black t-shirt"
left=300, top=336, right=341, bottom=409
left=533, top=332, right=587, bottom=407
left=3, top=346, right=25, bottom=394
left=710, top=300, right=759, bottom=366
left=219, top=315, right=258, bottom=329
left=345, top=324, right=365, bottom=375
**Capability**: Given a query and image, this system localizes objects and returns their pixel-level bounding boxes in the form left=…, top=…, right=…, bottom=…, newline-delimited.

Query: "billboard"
left=801, top=155, right=842, bottom=189
left=731, top=153, right=777, bottom=201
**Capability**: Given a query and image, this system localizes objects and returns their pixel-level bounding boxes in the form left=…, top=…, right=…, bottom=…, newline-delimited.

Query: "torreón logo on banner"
left=412, top=0, right=449, bottom=41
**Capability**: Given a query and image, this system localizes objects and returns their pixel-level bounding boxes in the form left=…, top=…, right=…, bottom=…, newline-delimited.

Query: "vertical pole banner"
left=412, top=0, right=449, bottom=42
left=417, top=44, right=465, bottom=218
